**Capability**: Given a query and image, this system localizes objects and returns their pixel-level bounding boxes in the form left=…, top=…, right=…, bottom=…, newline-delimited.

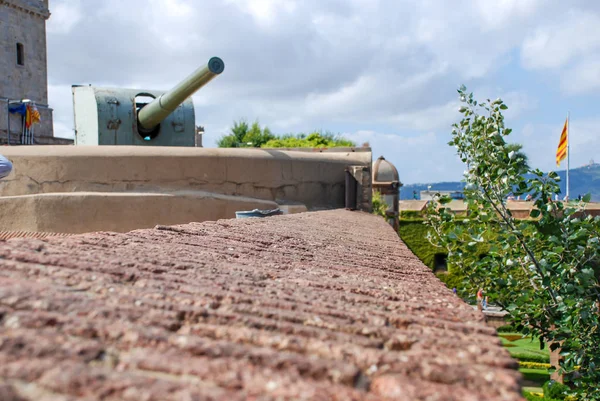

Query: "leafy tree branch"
left=425, top=86, right=600, bottom=399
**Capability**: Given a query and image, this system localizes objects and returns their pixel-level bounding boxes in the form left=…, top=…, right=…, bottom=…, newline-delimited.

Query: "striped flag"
left=31, top=104, right=41, bottom=124
left=556, top=118, right=568, bottom=167
left=25, top=104, right=32, bottom=128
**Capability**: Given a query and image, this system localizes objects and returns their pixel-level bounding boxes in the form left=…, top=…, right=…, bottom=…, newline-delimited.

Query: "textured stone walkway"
left=0, top=210, right=522, bottom=400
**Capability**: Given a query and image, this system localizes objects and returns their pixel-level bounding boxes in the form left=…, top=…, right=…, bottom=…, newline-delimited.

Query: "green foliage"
left=524, top=392, right=545, bottom=401
left=512, top=352, right=552, bottom=364
left=521, top=368, right=551, bottom=385
left=372, top=191, right=388, bottom=219
left=218, top=122, right=356, bottom=149
left=500, top=332, right=551, bottom=363
left=543, top=380, right=569, bottom=400
left=398, top=219, right=439, bottom=269
left=217, top=120, right=275, bottom=148
left=398, top=218, right=486, bottom=297
left=521, top=362, right=553, bottom=370
left=425, top=87, right=600, bottom=399
left=504, top=142, right=530, bottom=170
left=436, top=271, right=468, bottom=295
left=261, top=131, right=355, bottom=148
left=400, top=210, right=423, bottom=219
left=497, top=324, right=518, bottom=333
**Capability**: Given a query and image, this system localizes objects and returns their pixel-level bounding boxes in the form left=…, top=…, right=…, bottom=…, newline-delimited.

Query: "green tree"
left=504, top=142, right=529, bottom=170
left=261, top=131, right=355, bottom=148
left=217, top=120, right=275, bottom=148
left=425, top=86, right=600, bottom=399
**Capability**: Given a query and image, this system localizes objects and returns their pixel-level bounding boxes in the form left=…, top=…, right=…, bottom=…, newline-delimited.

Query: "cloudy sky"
left=46, top=0, right=600, bottom=184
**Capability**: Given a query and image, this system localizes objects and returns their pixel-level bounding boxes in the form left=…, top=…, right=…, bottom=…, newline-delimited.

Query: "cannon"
left=72, top=57, right=225, bottom=146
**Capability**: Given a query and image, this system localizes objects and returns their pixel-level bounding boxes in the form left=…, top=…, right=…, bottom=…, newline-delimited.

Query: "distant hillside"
left=401, top=163, right=600, bottom=201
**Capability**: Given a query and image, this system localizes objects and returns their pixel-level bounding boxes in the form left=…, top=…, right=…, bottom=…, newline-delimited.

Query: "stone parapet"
left=0, top=210, right=524, bottom=400
left=0, top=191, right=278, bottom=233
left=0, top=146, right=372, bottom=210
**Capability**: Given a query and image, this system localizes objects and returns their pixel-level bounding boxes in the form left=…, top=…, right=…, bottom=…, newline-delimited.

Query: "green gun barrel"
left=137, top=57, right=225, bottom=131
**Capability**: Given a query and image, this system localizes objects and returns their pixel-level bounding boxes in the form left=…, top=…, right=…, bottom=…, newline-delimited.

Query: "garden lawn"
left=499, top=332, right=550, bottom=363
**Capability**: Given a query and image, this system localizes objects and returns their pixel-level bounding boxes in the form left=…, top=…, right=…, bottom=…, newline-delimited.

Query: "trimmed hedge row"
left=520, top=361, right=552, bottom=370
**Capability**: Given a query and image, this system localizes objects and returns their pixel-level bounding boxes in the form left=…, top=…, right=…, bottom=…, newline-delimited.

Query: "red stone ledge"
left=0, top=210, right=523, bottom=400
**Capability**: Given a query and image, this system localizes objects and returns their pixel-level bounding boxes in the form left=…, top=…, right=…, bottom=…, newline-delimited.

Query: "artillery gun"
left=72, top=57, right=224, bottom=146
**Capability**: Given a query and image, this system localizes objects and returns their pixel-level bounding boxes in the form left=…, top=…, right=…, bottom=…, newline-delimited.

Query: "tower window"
left=16, top=43, right=24, bottom=66
left=434, top=253, right=448, bottom=273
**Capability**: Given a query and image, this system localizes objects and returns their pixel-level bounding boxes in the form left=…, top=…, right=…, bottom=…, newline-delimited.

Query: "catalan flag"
left=556, top=117, right=568, bottom=167
left=31, top=104, right=41, bottom=124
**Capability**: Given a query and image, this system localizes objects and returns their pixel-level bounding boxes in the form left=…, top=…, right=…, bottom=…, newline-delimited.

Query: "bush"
left=397, top=219, right=440, bottom=269
left=524, top=392, right=544, bottom=401
left=543, top=380, right=569, bottom=400
left=262, top=131, right=355, bottom=148
left=520, top=361, right=552, bottom=370
left=400, top=210, right=422, bottom=219
left=521, top=368, right=550, bottom=384
left=435, top=271, right=467, bottom=294
left=512, top=351, right=551, bottom=363
left=497, top=324, right=518, bottom=333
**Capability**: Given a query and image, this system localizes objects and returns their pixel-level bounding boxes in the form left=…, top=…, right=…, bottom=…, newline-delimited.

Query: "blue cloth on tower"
left=8, top=103, right=26, bottom=116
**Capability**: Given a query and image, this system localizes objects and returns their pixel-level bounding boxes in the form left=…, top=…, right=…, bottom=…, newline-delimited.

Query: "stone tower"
left=0, top=0, right=67, bottom=145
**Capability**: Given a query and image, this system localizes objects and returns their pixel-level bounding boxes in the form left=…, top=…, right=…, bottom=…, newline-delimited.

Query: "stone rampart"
left=0, top=210, right=523, bottom=400
left=0, top=146, right=371, bottom=232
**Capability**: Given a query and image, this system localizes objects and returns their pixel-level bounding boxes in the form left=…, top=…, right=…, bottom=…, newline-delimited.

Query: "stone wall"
left=0, top=146, right=371, bottom=208
left=0, top=0, right=49, bottom=101
left=0, top=210, right=524, bottom=400
left=0, top=146, right=372, bottom=233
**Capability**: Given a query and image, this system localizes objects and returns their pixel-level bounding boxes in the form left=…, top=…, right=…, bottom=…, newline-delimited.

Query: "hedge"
left=520, top=361, right=552, bottom=370
left=398, top=218, right=487, bottom=295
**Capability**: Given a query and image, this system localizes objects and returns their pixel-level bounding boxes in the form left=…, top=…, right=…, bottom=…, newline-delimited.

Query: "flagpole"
left=567, top=112, right=570, bottom=201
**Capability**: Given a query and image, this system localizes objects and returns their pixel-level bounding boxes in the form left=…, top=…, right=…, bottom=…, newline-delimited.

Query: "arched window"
left=16, top=43, right=24, bottom=66
left=434, top=253, right=448, bottom=273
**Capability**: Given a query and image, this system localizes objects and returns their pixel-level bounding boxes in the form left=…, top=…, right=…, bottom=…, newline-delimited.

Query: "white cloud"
left=44, top=0, right=600, bottom=184
left=387, top=101, right=459, bottom=131
left=474, top=0, right=541, bottom=30
left=46, top=0, right=82, bottom=34
left=227, top=0, right=297, bottom=27
left=521, top=11, right=600, bottom=70
left=520, top=7, right=600, bottom=95
left=561, top=57, right=600, bottom=94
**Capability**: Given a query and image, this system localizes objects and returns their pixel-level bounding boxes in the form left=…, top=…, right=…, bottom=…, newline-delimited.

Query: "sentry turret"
left=72, top=57, right=225, bottom=146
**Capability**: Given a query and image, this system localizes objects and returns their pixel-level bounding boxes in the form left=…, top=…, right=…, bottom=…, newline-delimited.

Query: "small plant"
left=524, top=392, right=545, bottom=401
left=261, top=131, right=355, bottom=148
left=543, top=380, right=569, bottom=400
left=372, top=190, right=388, bottom=219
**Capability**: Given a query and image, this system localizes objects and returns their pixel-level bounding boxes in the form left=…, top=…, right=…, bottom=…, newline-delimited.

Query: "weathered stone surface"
left=0, top=0, right=54, bottom=140
left=0, top=210, right=524, bottom=400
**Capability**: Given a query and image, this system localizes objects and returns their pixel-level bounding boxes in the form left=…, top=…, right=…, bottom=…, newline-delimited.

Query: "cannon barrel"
left=137, top=57, right=225, bottom=131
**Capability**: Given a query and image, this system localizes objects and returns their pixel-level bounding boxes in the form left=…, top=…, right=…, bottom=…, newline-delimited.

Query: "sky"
left=46, top=0, right=600, bottom=184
